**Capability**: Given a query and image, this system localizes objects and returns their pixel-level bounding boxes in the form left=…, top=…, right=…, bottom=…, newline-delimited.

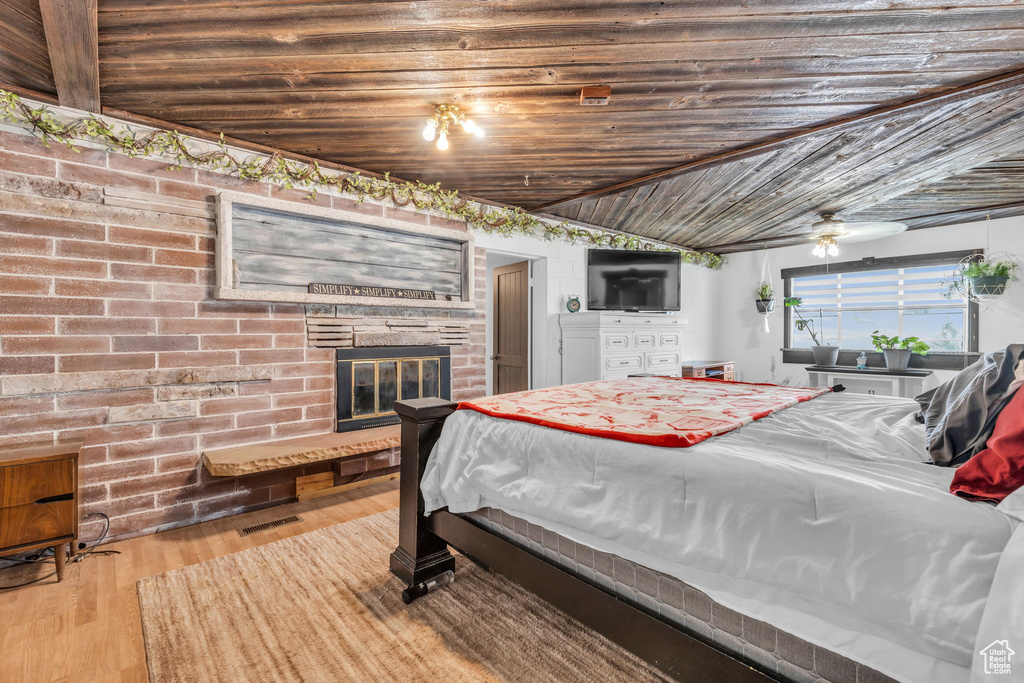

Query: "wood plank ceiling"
left=544, top=72, right=1024, bottom=252
left=0, top=0, right=52, bottom=95
left=1, top=0, right=1024, bottom=252
left=859, top=156, right=1024, bottom=230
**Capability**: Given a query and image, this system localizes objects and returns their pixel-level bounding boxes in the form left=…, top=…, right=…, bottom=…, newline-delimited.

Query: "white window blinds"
left=789, top=262, right=970, bottom=352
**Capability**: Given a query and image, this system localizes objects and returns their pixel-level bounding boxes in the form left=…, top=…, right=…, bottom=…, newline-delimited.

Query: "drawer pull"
left=35, top=493, right=73, bottom=505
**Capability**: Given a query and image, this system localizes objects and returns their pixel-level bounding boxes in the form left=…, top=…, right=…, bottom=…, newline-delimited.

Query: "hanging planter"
left=754, top=250, right=777, bottom=334
left=754, top=282, right=775, bottom=313
left=948, top=257, right=1019, bottom=302
left=968, top=275, right=1010, bottom=298
left=963, top=258, right=1016, bottom=298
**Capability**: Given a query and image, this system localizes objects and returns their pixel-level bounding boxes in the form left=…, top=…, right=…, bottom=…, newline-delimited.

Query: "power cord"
left=0, top=512, right=117, bottom=590
left=0, top=547, right=55, bottom=566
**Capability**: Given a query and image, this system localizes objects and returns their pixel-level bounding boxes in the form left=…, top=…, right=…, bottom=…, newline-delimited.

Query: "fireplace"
left=335, top=346, right=451, bottom=432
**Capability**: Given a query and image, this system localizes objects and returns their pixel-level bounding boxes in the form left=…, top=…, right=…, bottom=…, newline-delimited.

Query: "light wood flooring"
left=0, top=481, right=400, bottom=683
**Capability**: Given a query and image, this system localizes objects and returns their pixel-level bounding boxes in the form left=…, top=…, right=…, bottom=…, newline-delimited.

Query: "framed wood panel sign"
left=215, top=192, right=475, bottom=309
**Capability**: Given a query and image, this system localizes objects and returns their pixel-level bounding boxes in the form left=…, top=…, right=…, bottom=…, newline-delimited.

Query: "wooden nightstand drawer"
left=0, top=499, right=75, bottom=548
left=0, top=459, right=75, bottom=509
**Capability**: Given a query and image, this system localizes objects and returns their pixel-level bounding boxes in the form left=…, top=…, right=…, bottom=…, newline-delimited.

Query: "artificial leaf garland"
left=0, top=90, right=724, bottom=269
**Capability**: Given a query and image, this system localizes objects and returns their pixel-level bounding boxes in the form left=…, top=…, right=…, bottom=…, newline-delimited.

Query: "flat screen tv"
left=586, top=249, right=681, bottom=312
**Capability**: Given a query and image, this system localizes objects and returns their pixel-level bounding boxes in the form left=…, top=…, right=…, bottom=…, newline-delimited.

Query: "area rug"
left=137, top=509, right=671, bottom=682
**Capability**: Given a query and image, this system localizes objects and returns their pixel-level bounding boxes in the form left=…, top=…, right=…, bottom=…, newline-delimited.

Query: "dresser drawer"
left=658, top=333, right=680, bottom=348
left=633, top=333, right=656, bottom=349
left=0, top=499, right=75, bottom=548
left=602, top=333, right=630, bottom=351
left=0, top=459, right=74, bottom=509
left=646, top=351, right=681, bottom=371
left=604, top=354, right=644, bottom=374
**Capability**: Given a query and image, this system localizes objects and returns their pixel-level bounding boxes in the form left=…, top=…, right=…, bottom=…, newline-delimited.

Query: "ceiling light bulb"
left=422, top=119, right=437, bottom=141
left=828, top=243, right=839, bottom=257
left=437, top=129, right=449, bottom=150
left=462, top=119, right=484, bottom=137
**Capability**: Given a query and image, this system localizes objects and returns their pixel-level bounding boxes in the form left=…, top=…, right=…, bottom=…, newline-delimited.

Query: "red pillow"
left=950, top=386, right=1024, bottom=502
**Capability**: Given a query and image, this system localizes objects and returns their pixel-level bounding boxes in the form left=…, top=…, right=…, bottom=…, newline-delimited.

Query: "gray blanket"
left=915, top=344, right=1024, bottom=466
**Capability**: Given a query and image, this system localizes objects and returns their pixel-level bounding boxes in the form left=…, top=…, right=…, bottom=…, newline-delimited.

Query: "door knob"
left=490, top=355, right=498, bottom=360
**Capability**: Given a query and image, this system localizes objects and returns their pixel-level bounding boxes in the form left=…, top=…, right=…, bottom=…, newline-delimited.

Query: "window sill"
left=781, top=348, right=980, bottom=371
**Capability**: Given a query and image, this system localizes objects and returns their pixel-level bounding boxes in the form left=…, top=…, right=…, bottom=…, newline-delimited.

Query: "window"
left=782, top=251, right=980, bottom=368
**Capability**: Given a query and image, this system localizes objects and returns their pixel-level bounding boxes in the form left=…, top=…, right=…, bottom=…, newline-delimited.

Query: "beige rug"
left=137, top=509, right=672, bottom=682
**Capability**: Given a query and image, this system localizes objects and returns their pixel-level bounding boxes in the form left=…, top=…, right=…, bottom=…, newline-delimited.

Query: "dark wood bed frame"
left=389, top=398, right=780, bottom=683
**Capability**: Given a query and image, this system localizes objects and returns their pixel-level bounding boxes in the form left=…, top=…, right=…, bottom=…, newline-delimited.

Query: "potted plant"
left=755, top=282, right=775, bottom=313
left=962, top=260, right=1018, bottom=298
left=870, top=331, right=930, bottom=371
left=785, top=297, right=840, bottom=366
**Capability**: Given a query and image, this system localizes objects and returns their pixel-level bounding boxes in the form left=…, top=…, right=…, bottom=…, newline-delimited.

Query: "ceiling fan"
left=808, top=212, right=907, bottom=258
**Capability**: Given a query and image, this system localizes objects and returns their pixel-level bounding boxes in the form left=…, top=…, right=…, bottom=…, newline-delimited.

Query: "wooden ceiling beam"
left=531, top=67, right=1024, bottom=212
left=38, top=0, right=100, bottom=112
left=0, top=80, right=59, bottom=105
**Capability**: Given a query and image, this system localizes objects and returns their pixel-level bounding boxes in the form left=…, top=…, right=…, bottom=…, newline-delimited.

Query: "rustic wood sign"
left=308, top=283, right=437, bottom=300
left=216, top=192, right=474, bottom=309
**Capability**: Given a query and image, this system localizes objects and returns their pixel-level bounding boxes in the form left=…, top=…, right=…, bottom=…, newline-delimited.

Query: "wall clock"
left=566, top=295, right=581, bottom=313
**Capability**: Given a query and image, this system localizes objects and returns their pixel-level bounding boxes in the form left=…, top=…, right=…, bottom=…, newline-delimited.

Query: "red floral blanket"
left=459, top=377, right=831, bottom=448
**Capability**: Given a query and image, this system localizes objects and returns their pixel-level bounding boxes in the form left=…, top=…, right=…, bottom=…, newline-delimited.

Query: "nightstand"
left=0, top=440, right=83, bottom=581
left=681, top=360, right=736, bottom=381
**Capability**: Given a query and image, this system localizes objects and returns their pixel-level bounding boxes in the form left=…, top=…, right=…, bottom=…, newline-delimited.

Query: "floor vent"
left=239, top=515, right=301, bottom=537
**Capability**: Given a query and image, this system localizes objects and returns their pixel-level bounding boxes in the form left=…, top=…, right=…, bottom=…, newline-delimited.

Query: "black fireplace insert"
left=335, top=346, right=451, bottom=432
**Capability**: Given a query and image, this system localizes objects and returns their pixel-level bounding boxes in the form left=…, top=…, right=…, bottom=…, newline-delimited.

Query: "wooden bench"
left=203, top=426, right=401, bottom=500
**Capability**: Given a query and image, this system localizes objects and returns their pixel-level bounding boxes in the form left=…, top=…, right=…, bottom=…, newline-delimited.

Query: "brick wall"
left=0, top=128, right=486, bottom=540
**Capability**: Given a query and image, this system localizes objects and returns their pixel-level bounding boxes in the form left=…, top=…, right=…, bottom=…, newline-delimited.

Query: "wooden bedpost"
left=390, top=397, right=458, bottom=603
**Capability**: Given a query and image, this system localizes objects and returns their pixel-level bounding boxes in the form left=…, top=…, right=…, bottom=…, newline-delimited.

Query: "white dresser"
left=560, top=312, right=688, bottom=383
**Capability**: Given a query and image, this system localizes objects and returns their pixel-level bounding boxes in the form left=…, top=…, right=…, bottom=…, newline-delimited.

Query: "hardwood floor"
left=0, top=481, right=400, bottom=683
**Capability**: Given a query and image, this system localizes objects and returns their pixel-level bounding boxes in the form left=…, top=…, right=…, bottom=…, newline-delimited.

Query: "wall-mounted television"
left=586, top=249, right=681, bottom=312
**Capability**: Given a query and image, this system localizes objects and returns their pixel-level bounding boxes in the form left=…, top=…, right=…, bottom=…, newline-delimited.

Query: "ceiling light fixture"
left=422, top=104, right=483, bottom=151
left=813, top=234, right=840, bottom=259
left=807, top=212, right=907, bottom=259
left=810, top=213, right=845, bottom=259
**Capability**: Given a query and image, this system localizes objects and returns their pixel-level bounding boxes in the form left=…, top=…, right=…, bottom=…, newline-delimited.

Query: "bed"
left=389, top=379, right=1024, bottom=683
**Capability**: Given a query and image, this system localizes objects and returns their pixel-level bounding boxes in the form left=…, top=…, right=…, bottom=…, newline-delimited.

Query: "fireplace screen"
left=336, top=346, right=451, bottom=431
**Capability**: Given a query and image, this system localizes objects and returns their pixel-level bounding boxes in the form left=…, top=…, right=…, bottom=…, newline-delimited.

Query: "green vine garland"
left=0, top=90, right=724, bottom=269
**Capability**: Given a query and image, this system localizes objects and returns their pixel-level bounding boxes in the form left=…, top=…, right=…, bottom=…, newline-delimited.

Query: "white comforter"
left=421, top=392, right=1021, bottom=683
